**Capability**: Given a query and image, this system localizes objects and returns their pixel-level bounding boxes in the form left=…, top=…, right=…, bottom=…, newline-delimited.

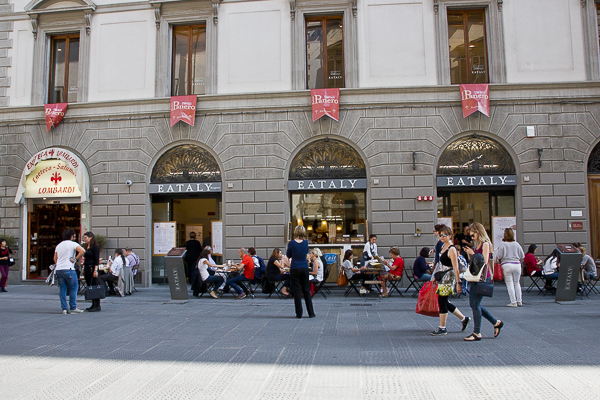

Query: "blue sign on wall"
left=323, top=253, right=337, bottom=265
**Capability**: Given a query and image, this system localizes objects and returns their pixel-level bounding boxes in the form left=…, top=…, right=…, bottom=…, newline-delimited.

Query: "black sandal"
left=494, top=320, right=504, bottom=337
left=464, top=333, right=482, bottom=341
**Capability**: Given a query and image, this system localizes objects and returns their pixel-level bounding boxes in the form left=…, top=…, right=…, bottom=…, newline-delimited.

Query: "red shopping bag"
left=493, top=263, right=503, bottom=282
left=415, top=281, right=440, bottom=317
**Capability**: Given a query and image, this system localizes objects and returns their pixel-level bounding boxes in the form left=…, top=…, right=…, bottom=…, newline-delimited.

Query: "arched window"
left=289, top=138, right=366, bottom=179
left=437, top=135, right=515, bottom=176
left=151, top=144, right=220, bottom=183
left=588, top=142, right=600, bottom=173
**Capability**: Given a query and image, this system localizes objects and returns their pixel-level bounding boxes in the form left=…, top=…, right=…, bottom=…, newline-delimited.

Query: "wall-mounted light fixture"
left=538, top=148, right=543, bottom=168
left=412, top=151, right=416, bottom=170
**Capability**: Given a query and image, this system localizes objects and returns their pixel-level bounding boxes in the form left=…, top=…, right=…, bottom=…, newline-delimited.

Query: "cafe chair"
left=311, top=279, right=328, bottom=299
left=540, top=274, right=557, bottom=297
left=581, top=272, right=599, bottom=297
left=386, top=275, right=404, bottom=297
left=523, top=265, right=543, bottom=294
left=266, top=277, right=284, bottom=299
left=404, top=266, right=424, bottom=298
left=344, top=277, right=363, bottom=297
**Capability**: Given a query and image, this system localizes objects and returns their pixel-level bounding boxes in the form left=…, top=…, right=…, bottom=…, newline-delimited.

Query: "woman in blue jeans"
left=464, top=222, right=504, bottom=341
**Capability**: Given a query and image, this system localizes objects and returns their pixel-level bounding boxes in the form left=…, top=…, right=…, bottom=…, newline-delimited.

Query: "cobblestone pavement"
left=0, top=283, right=598, bottom=400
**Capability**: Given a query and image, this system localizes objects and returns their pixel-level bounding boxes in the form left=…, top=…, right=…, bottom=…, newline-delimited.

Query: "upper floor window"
left=172, top=24, right=206, bottom=96
left=49, top=34, right=79, bottom=103
left=305, top=15, right=344, bottom=89
left=447, top=9, right=488, bottom=84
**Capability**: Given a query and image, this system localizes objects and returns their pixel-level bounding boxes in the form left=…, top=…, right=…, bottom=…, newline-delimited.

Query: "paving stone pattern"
left=0, top=284, right=599, bottom=399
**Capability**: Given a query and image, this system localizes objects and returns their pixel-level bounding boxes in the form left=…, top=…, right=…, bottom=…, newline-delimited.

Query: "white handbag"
left=464, top=264, right=487, bottom=282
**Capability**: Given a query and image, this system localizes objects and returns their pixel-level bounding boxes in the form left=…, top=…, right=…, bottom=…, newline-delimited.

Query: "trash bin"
left=164, top=247, right=189, bottom=300
left=555, top=244, right=581, bottom=302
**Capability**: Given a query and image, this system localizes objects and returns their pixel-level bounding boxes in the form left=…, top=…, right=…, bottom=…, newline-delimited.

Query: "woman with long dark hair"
left=82, top=231, right=101, bottom=312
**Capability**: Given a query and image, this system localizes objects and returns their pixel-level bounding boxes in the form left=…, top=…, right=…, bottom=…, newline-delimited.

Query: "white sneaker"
left=359, top=288, right=367, bottom=294
left=69, top=308, right=84, bottom=313
left=62, top=309, right=68, bottom=315
left=517, top=302, right=523, bottom=307
left=506, top=303, right=518, bottom=307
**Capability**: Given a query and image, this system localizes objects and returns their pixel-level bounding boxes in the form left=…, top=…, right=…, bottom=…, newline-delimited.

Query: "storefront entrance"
left=288, top=138, right=368, bottom=282
left=436, top=135, right=517, bottom=243
left=587, top=142, right=600, bottom=259
left=27, top=203, right=81, bottom=279
left=150, top=144, right=223, bottom=284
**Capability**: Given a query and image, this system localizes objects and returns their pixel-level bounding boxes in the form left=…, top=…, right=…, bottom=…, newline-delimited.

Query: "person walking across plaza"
left=287, top=225, right=315, bottom=319
left=431, top=225, right=470, bottom=336
left=495, top=227, right=525, bottom=307
left=82, top=231, right=102, bottom=312
left=464, top=222, right=504, bottom=341
left=54, top=229, right=85, bottom=314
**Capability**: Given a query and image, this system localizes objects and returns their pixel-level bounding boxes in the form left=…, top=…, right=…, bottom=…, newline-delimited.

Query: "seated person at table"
left=266, top=248, right=291, bottom=296
left=309, top=248, right=324, bottom=285
left=379, top=247, right=404, bottom=297
left=413, top=247, right=432, bottom=281
left=342, top=249, right=371, bottom=294
left=100, top=248, right=128, bottom=296
left=542, top=248, right=560, bottom=289
left=205, top=246, right=227, bottom=291
left=524, top=244, right=543, bottom=277
left=225, top=247, right=254, bottom=300
left=579, top=246, right=597, bottom=280
left=195, top=248, right=224, bottom=299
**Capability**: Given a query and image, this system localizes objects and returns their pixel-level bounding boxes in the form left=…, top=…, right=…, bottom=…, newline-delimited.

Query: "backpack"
left=252, top=255, right=266, bottom=280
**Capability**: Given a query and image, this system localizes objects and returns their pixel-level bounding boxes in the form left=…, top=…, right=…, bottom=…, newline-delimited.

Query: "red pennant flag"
left=311, top=88, right=340, bottom=122
left=170, top=95, right=197, bottom=127
left=45, top=103, right=68, bottom=132
left=460, top=84, right=490, bottom=118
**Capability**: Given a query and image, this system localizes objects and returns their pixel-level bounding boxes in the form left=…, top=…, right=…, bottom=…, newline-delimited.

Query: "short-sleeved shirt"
left=388, top=257, right=404, bottom=277
left=413, top=256, right=429, bottom=279
left=55, top=240, right=80, bottom=271
left=241, top=254, right=254, bottom=279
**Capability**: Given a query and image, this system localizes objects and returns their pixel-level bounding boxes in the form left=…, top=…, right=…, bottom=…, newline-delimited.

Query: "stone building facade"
left=1, top=0, right=600, bottom=285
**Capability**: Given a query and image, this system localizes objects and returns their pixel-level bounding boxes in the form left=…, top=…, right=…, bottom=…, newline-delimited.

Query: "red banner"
left=460, top=84, right=489, bottom=118
left=45, top=103, right=68, bottom=132
left=311, top=88, right=339, bottom=122
left=170, top=95, right=197, bottom=127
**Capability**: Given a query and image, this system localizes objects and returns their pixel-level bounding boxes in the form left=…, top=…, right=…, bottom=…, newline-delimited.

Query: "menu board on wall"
left=153, top=221, right=176, bottom=256
left=492, top=216, right=517, bottom=253
left=211, top=220, right=223, bottom=255
left=437, top=217, right=453, bottom=230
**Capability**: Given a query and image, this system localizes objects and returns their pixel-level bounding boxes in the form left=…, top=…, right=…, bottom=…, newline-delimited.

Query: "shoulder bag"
left=85, top=278, right=106, bottom=300
left=337, top=266, right=349, bottom=286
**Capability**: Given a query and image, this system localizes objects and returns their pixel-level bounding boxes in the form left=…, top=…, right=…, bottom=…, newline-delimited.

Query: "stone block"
left=255, top=190, right=283, bottom=202
left=266, top=202, right=284, bottom=213
left=243, top=225, right=267, bottom=237
left=227, top=191, right=254, bottom=203
left=92, top=216, right=119, bottom=226
left=390, top=176, right=415, bottom=187
left=390, top=199, right=415, bottom=211
left=243, top=156, right=267, bottom=168
left=522, top=220, right=542, bottom=232
left=541, top=196, right=566, bottom=208
left=549, top=113, right=576, bottom=125
left=242, top=133, right=266, bottom=145
left=108, top=205, right=129, bottom=216
left=414, top=175, right=434, bottom=187
left=243, top=203, right=267, bottom=214
left=92, top=195, right=119, bottom=205
left=401, top=117, right=427, bottom=128
left=241, top=179, right=267, bottom=192
left=227, top=237, right=253, bottom=249
left=566, top=196, right=586, bottom=208
left=371, top=188, right=401, bottom=199
left=226, top=225, right=243, bottom=237
left=255, top=168, right=284, bottom=179
left=542, top=220, right=567, bottom=232
left=402, top=187, right=433, bottom=198
left=118, top=215, right=145, bottom=226
left=231, top=123, right=255, bottom=134
left=521, top=197, right=541, bottom=208
left=129, top=205, right=146, bottom=215
left=390, top=223, right=415, bottom=234
left=522, top=208, right=554, bottom=220
left=523, top=232, right=555, bottom=244
left=555, top=231, right=587, bottom=243
left=226, top=202, right=242, bottom=214
left=267, top=224, right=284, bottom=237
left=554, top=184, right=584, bottom=196
left=118, top=194, right=145, bottom=205
left=371, top=200, right=390, bottom=211
left=521, top=185, right=553, bottom=196
left=227, top=214, right=254, bottom=226
left=374, top=118, right=400, bottom=129
left=108, top=227, right=129, bottom=238
left=254, top=122, right=278, bottom=132
left=226, top=168, right=254, bottom=180
left=402, top=210, right=434, bottom=223
left=256, top=213, right=284, bottom=225
left=540, top=173, right=565, bottom=184
left=255, top=236, right=285, bottom=249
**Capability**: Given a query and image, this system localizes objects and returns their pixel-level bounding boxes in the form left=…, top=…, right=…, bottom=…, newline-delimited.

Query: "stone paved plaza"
left=0, top=283, right=599, bottom=400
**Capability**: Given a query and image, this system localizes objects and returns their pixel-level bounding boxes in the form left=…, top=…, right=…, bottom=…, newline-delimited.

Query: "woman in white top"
left=342, top=249, right=370, bottom=294
left=194, top=248, right=224, bottom=299
left=495, top=228, right=525, bottom=307
left=309, top=248, right=324, bottom=283
left=361, top=234, right=378, bottom=266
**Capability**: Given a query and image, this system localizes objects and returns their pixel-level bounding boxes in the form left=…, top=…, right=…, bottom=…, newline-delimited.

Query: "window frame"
left=154, top=1, right=216, bottom=96
left=304, top=14, right=345, bottom=89
left=48, top=34, right=80, bottom=103
left=435, top=0, right=505, bottom=84
left=447, top=8, right=489, bottom=85
left=292, top=1, right=358, bottom=90
left=170, top=23, right=208, bottom=96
